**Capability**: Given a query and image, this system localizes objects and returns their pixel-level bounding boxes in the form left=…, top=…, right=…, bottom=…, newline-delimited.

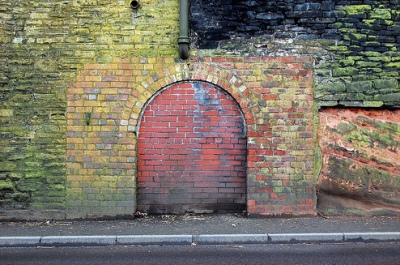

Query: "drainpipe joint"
left=178, top=37, right=190, bottom=60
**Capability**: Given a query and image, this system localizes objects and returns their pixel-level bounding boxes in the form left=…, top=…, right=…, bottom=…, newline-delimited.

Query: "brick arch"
left=116, top=62, right=258, bottom=214
left=66, top=57, right=317, bottom=218
left=137, top=81, right=247, bottom=214
left=118, top=63, right=256, bottom=134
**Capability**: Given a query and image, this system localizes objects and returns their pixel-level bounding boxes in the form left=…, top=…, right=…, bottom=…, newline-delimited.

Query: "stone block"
left=332, top=67, right=358, bottom=77
left=346, top=81, right=373, bottom=93
left=374, top=93, right=400, bottom=103
left=363, top=101, right=383, bottom=107
left=0, top=109, right=13, bottom=117
left=373, top=79, right=398, bottom=90
left=370, top=9, right=392, bottom=20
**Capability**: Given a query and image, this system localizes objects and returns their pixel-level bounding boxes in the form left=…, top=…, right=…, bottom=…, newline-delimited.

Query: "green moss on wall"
left=0, top=0, right=180, bottom=220
left=324, top=156, right=399, bottom=196
left=317, top=3, right=400, bottom=108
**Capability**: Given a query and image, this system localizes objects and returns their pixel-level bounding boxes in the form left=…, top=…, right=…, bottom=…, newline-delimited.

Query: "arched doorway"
left=137, top=81, right=247, bottom=214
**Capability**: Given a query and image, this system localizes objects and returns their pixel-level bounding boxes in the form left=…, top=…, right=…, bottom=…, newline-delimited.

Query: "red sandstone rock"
left=317, top=108, right=400, bottom=215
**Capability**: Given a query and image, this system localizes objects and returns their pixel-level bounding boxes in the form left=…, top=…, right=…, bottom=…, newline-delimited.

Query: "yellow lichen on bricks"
left=66, top=56, right=316, bottom=218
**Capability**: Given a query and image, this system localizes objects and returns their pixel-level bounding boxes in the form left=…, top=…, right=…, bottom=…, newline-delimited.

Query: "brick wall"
left=137, top=81, right=247, bottom=214
left=66, top=56, right=316, bottom=218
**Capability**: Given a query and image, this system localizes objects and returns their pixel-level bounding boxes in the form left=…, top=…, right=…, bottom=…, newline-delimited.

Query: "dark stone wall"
left=190, top=0, right=400, bottom=108
left=191, top=0, right=338, bottom=49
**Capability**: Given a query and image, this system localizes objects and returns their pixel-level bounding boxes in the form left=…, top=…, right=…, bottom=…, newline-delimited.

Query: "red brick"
left=137, top=81, right=246, bottom=214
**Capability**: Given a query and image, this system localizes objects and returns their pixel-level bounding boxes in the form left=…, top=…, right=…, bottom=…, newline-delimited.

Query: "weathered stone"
left=346, top=81, right=373, bottom=93
left=373, top=79, right=399, bottom=90
left=0, top=109, right=13, bottom=117
left=339, top=59, right=355, bottom=66
left=363, top=101, right=384, bottom=107
left=332, top=67, right=358, bottom=77
left=369, top=8, right=392, bottom=20
left=374, top=93, right=400, bottom=103
left=343, top=33, right=367, bottom=42
left=341, top=5, right=372, bottom=16
left=318, top=108, right=400, bottom=215
left=0, top=180, right=14, bottom=191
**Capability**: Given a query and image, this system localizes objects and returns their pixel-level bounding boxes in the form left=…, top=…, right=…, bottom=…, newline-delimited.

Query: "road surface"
left=1, top=242, right=399, bottom=265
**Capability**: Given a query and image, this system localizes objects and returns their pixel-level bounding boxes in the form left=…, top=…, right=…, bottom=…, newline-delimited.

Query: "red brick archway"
left=137, top=81, right=247, bottom=214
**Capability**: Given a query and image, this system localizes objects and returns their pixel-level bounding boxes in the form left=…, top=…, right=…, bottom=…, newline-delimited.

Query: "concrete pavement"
left=0, top=214, right=399, bottom=247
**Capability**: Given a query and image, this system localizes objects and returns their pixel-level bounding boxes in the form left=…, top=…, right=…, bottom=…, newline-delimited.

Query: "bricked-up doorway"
left=137, top=81, right=247, bottom=214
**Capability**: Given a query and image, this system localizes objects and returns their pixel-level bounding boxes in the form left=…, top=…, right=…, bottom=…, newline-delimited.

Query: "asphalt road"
left=1, top=242, right=400, bottom=265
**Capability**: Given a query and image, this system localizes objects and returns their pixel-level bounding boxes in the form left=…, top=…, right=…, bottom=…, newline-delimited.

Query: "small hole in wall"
left=130, top=0, right=139, bottom=9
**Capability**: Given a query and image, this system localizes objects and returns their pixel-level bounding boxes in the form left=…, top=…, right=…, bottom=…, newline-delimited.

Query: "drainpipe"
left=178, top=0, right=190, bottom=60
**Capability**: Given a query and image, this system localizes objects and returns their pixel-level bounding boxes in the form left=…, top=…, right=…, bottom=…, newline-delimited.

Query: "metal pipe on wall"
left=130, top=0, right=140, bottom=9
left=178, top=0, right=190, bottom=59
